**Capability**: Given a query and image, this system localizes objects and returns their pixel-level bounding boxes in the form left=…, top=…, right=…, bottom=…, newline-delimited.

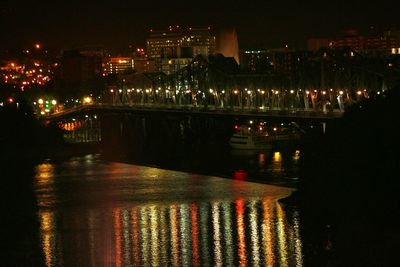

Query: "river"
left=32, top=150, right=304, bottom=266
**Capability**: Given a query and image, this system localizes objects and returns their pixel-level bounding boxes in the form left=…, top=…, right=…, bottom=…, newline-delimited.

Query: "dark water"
left=33, top=154, right=304, bottom=266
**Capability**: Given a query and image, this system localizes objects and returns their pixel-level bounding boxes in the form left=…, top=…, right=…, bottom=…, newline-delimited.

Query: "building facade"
left=146, top=26, right=216, bottom=73
left=308, top=30, right=400, bottom=56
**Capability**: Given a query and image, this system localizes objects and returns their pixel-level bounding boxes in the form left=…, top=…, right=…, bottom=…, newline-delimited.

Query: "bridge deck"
left=47, top=104, right=343, bottom=121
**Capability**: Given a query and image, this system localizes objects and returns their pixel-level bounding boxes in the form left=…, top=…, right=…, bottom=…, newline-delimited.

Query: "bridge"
left=46, top=50, right=386, bottom=149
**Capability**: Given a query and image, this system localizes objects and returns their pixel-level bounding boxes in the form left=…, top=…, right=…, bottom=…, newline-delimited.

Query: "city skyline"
left=1, top=0, right=399, bottom=51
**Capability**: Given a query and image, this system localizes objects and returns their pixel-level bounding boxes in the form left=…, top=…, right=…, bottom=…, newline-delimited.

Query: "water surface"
left=34, top=155, right=303, bottom=266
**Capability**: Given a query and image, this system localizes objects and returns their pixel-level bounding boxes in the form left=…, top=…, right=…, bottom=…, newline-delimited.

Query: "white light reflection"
left=222, top=202, right=234, bottom=267
left=121, top=209, right=131, bottom=266
left=180, top=204, right=191, bottom=267
left=212, top=202, right=223, bottom=267
left=249, top=200, right=261, bottom=266
left=139, top=207, right=150, bottom=266
left=149, top=205, right=160, bottom=266
left=293, top=211, right=304, bottom=267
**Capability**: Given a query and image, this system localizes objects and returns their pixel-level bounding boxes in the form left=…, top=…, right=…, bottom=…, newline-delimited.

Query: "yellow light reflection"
left=276, top=203, right=289, bottom=267
left=39, top=211, right=55, bottom=267
left=36, top=163, right=54, bottom=183
left=273, top=151, right=282, bottom=162
left=113, top=208, right=122, bottom=267
left=262, top=198, right=275, bottom=266
left=170, top=205, right=181, bottom=266
left=293, top=150, right=300, bottom=161
left=272, top=151, right=283, bottom=174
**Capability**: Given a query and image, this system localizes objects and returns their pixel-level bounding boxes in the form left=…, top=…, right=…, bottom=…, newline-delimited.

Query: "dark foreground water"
left=33, top=154, right=304, bottom=266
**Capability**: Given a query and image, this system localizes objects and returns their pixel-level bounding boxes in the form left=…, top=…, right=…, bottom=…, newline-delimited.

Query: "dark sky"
left=1, top=0, right=399, bottom=51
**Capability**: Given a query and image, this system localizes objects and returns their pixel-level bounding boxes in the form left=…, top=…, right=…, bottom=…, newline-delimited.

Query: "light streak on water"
left=212, top=202, right=223, bottom=267
left=149, top=205, right=160, bottom=266
left=139, top=207, right=150, bottom=266
left=249, top=200, right=261, bottom=266
left=200, top=203, right=211, bottom=267
left=222, top=201, right=234, bottom=267
left=236, top=198, right=247, bottom=267
left=39, top=211, right=55, bottom=267
left=180, top=204, right=191, bottom=267
left=191, top=203, right=200, bottom=267
left=131, top=207, right=140, bottom=266
left=113, top=208, right=122, bottom=267
left=277, top=203, right=289, bottom=267
left=170, top=205, right=181, bottom=266
left=262, top=198, right=275, bottom=266
left=121, top=209, right=131, bottom=266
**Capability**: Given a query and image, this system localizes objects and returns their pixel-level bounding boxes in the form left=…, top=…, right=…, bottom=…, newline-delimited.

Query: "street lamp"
left=83, top=96, right=93, bottom=105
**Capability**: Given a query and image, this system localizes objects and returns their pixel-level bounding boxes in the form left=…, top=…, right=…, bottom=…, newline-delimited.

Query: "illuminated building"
left=146, top=26, right=216, bottom=73
left=308, top=29, right=400, bottom=55
left=239, top=49, right=269, bottom=72
left=134, top=58, right=156, bottom=73
left=147, top=26, right=215, bottom=59
left=161, top=58, right=192, bottom=75
left=107, top=57, right=134, bottom=74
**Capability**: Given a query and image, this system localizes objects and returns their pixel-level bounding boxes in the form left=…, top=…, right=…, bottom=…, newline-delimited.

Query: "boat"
left=229, top=125, right=272, bottom=150
left=229, top=123, right=301, bottom=149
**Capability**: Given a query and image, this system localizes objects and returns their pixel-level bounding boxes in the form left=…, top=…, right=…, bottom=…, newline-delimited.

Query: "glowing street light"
left=38, top=98, right=44, bottom=104
left=51, top=99, right=57, bottom=105
left=83, top=96, right=93, bottom=104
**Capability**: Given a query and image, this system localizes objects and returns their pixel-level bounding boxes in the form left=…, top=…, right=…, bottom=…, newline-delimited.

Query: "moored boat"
left=229, top=122, right=301, bottom=149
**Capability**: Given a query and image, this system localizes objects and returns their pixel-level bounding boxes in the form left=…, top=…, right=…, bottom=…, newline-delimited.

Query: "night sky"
left=1, top=0, right=399, bottom=51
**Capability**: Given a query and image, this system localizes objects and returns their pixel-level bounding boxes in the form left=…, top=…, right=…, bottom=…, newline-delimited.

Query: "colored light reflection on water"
left=34, top=158, right=303, bottom=266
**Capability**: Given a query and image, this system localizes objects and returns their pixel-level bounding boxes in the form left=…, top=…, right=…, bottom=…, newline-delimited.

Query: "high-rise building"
left=146, top=26, right=216, bottom=73
left=308, top=29, right=400, bottom=55
left=147, top=26, right=215, bottom=59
